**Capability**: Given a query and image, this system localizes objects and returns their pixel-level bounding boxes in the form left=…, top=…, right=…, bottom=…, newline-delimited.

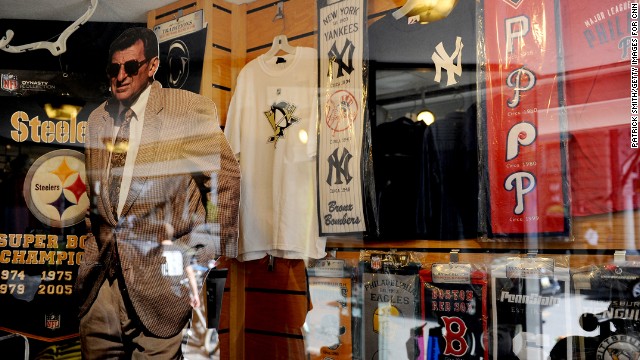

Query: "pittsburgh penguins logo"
left=596, top=334, right=640, bottom=360
left=23, top=149, right=89, bottom=228
left=264, top=101, right=300, bottom=146
left=167, top=40, right=190, bottom=89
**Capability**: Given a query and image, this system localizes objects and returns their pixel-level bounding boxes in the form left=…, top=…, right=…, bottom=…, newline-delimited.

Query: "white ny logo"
left=432, top=36, right=464, bottom=86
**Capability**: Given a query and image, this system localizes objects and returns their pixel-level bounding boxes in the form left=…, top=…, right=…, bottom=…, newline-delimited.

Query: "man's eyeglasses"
left=106, top=58, right=151, bottom=78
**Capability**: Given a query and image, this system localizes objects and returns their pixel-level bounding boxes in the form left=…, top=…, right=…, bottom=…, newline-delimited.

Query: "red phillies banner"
left=482, top=0, right=569, bottom=238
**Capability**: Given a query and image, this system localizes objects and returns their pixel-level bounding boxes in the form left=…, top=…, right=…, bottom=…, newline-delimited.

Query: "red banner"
left=482, top=0, right=569, bottom=237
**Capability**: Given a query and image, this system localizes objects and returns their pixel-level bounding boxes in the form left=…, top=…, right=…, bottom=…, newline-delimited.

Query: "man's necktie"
left=109, top=108, right=134, bottom=218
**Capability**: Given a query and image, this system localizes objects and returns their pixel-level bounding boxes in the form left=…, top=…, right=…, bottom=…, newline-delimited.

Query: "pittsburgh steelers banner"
left=480, top=0, right=570, bottom=239
left=317, top=0, right=367, bottom=235
left=153, top=10, right=206, bottom=94
left=0, top=71, right=98, bottom=358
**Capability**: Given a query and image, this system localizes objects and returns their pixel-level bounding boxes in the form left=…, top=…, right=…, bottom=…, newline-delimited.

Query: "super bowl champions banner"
left=0, top=70, right=98, bottom=359
left=480, top=0, right=570, bottom=239
left=153, top=10, right=206, bottom=94
left=317, top=0, right=368, bottom=235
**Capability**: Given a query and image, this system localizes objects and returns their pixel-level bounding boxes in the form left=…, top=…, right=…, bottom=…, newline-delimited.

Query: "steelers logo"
left=23, top=149, right=89, bottom=228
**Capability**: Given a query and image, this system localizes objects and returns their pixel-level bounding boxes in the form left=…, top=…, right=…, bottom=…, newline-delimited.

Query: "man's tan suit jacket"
left=75, top=82, right=240, bottom=337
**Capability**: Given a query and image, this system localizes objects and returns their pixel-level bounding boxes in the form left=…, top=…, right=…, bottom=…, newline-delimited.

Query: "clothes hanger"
left=404, top=99, right=419, bottom=122
left=0, top=0, right=98, bottom=56
left=262, top=1, right=296, bottom=62
left=263, top=34, right=296, bottom=62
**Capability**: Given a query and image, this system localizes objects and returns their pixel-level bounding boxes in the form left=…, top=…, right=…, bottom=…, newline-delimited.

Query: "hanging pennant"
left=480, top=0, right=570, bottom=239
left=317, top=0, right=368, bottom=235
left=153, top=10, right=207, bottom=94
left=491, top=256, right=571, bottom=359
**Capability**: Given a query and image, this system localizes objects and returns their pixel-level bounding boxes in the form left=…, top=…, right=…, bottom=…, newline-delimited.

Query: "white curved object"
left=1, top=0, right=98, bottom=56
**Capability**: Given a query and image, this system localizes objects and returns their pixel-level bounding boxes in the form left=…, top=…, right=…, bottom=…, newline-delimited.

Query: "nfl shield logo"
left=1, top=73, right=18, bottom=92
left=371, top=256, right=382, bottom=271
left=45, top=314, right=61, bottom=330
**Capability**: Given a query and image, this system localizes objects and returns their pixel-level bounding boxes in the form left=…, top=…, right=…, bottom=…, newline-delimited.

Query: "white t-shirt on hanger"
left=224, top=46, right=326, bottom=262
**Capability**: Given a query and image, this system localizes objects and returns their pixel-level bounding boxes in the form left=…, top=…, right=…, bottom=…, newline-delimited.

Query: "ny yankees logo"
left=506, top=66, right=536, bottom=108
left=328, top=39, right=356, bottom=78
left=264, top=101, right=300, bottom=146
left=432, top=36, right=464, bottom=86
left=326, top=148, right=353, bottom=185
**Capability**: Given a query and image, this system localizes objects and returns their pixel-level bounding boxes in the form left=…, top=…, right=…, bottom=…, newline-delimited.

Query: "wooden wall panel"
left=213, top=88, right=232, bottom=126
left=242, top=257, right=309, bottom=359
left=211, top=48, right=232, bottom=88
left=211, top=1, right=234, bottom=50
left=218, top=333, right=230, bottom=360
left=209, top=258, right=235, bottom=360
left=244, top=257, right=308, bottom=291
left=246, top=0, right=317, bottom=51
left=245, top=292, right=308, bottom=333
left=245, top=333, right=306, bottom=360
left=148, top=0, right=201, bottom=24
left=246, top=0, right=280, bottom=12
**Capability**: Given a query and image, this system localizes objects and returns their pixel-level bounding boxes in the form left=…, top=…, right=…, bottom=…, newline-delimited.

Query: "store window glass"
left=0, top=0, right=638, bottom=359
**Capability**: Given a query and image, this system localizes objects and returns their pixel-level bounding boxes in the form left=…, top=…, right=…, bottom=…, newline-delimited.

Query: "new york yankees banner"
left=153, top=10, right=206, bottom=94
left=480, top=0, right=570, bottom=239
left=317, top=0, right=368, bottom=235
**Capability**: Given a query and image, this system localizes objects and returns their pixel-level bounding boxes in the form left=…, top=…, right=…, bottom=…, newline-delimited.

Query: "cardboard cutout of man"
left=75, top=27, right=240, bottom=359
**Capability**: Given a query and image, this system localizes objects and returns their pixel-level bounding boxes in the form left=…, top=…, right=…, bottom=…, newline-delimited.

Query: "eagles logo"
left=264, top=101, right=300, bottom=146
